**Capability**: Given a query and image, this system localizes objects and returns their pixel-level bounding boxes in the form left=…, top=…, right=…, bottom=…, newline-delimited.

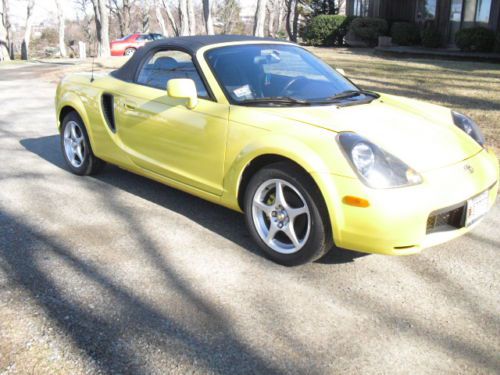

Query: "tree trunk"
left=285, top=0, right=298, bottom=42
left=55, top=0, right=66, bottom=57
left=292, top=0, right=299, bottom=41
left=179, top=0, right=189, bottom=36
left=0, top=0, right=11, bottom=61
left=202, top=0, right=214, bottom=35
left=187, top=0, right=195, bottom=35
left=21, top=0, right=35, bottom=60
left=91, top=0, right=110, bottom=57
left=155, top=0, right=168, bottom=36
left=276, top=0, right=284, bottom=36
left=141, top=0, right=150, bottom=32
left=110, top=0, right=124, bottom=37
left=253, top=0, right=268, bottom=37
left=163, top=0, right=179, bottom=36
left=123, top=0, right=131, bottom=35
left=267, top=0, right=275, bottom=37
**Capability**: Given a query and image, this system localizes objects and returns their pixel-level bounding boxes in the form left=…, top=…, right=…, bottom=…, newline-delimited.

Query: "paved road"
left=0, top=63, right=499, bottom=374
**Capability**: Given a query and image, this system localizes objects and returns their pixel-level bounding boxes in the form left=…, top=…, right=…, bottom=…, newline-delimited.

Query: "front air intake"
left=101, top=93, right=116, bottom=132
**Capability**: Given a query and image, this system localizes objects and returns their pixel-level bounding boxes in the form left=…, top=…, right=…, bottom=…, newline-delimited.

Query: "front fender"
left=222, top=134, right=340, bottom=211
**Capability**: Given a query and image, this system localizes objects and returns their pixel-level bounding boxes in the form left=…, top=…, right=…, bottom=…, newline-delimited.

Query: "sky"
left=9, top=0, right=257, bottom=28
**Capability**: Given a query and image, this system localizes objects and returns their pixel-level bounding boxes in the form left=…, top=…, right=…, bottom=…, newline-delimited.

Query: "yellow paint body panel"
left=56, top=41, right=499, bottom=255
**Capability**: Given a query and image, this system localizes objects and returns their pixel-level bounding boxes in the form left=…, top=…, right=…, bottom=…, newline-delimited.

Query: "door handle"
left=123, top=101, right=137, bottom=110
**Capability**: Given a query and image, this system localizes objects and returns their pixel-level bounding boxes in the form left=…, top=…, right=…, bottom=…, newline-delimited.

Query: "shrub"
left=303, top=15, right=353, bottom=46
left=455, top=27, right=495, bottom=52
left=349, top=17, right=388, bottom=47
left=391, top=22, right=420, bottom=46
left=494, top=33, right=500, bottom=53
left=421, top=26, right=442, bottom=48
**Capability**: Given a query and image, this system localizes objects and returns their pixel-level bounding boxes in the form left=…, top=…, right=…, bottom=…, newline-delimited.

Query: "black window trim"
left=133, top=45, right=216, bottom=102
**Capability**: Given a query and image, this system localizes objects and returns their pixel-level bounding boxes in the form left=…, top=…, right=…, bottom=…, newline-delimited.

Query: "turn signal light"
left=342, top=196, right=370, bottom=208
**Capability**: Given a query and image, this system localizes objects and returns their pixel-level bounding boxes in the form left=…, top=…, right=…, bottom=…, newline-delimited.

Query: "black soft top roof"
left=111, top=35, right=287, bottom=82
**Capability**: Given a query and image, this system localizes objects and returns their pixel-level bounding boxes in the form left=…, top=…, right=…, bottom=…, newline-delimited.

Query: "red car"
left=110, top=33, right=165, bottom=57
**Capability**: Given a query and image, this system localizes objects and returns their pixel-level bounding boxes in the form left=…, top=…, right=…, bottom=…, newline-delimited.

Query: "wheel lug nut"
left=278, top=223, right=283, bottom=228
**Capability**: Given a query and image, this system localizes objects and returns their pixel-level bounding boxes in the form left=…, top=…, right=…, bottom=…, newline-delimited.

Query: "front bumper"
left=314, top=148, right=499, bottom=255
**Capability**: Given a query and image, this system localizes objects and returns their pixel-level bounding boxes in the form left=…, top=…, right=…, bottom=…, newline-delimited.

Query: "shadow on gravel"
left=0, top=208, right=281, bottom=374
left=20, top=135, right=365, bottom=265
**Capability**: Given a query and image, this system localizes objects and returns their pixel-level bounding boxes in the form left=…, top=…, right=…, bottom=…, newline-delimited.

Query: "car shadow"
left=20, top=134, right=369, bottom=265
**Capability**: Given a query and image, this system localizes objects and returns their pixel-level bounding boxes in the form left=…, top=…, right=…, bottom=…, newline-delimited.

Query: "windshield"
left=205, top=44, right=367, bottom=106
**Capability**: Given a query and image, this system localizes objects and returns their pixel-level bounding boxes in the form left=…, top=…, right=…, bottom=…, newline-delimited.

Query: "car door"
left=113, top=49, right=229, bottom=196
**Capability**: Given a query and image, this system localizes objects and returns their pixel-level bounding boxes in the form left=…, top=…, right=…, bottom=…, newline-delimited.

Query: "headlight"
left=338, top=132, right=422, bottom=189
left=452, top=111, right=485, bottom=147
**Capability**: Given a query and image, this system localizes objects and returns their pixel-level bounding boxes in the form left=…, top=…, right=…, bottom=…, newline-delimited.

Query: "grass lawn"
left=310, top=47, right=500, bottom=157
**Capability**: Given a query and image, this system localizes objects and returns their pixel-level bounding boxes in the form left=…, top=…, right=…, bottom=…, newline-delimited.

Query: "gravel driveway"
left=0, top=62, right=499, bottom=375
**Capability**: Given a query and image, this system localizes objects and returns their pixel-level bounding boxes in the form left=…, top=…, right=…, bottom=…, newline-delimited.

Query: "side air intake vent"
left=101, top=94, right=116, bottom=132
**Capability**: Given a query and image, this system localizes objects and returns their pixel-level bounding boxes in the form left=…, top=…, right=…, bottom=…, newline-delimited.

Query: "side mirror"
left=336, top=68, right=346, bottom=76
left=167, top=78, right=198, bottom=109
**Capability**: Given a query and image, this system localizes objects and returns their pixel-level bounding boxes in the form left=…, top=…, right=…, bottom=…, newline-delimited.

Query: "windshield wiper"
left=238, top=96, right=312, bottom=106
left=323, top=90, right=379, bottom=102
left=310, top=90, right=380, bottom=106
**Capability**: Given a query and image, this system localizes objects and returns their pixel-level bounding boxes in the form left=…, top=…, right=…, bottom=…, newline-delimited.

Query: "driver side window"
left=136, top=50, right=209, bottom=98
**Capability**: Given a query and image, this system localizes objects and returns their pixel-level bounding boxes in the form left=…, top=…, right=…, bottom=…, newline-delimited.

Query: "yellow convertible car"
left=56, top=35, right=498, bottom=265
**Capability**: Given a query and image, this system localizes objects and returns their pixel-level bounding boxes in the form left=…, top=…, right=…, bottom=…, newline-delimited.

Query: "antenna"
left=90, top=40, right=97, bottom=83
left=90, top=55, right=95, bottom=83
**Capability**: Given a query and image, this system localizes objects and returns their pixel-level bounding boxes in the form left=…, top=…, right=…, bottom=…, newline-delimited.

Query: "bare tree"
left=0, top=0, right=11, bottom=60
left=216, top=0, right=240, bottom=34
left=155, top=0, right=167, bottom=36
left=141, top=0, right=150, bottom=32
left=162, top=0, right=178, bottom=36
left=21, top=0, right=36, bottom=60
left=202, top=0, right=213, bottom=35
left=55, top=0, right=66, bottom=57
left=110, top=0, right=132, bottom=37
left=75, top=0, right=94, bottom=53
left=253, top=0, right=268, bottom=37
left=285, top=0, right=299, bottom=42
left=179, top=0, right=189, bottom=36
left=90, top=0, right=110, bottom=56
left=276, top=0, right=285, bottom=35
left=267, top=0, right=275, bottom=37
left=186, top=0, right=195, bottom=35
left=267, top=0, right=285, bottom=37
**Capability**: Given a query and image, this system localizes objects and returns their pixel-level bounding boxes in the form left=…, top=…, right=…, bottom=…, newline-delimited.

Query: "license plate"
left=465, top=190, right=490, bottom=226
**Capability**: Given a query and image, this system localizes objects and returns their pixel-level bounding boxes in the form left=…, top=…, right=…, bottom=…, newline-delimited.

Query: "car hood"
left=264, top=94, right=482, bottom=172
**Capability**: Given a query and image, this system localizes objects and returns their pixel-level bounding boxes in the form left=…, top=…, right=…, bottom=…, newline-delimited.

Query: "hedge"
left=303, top=15, right=354, bottom=46
left=421, top=26, right=442, bottom=48
left=349, top=17, right=388, bottom=47
left=455, top=27, right=495, bottom=52
left=391, top=22, right=420, bottom=46
left=494, top=33, right=500, bottom=53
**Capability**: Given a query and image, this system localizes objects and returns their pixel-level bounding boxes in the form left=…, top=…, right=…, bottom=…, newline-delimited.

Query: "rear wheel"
left=124, top=48, right=136, bottom=56
left=244, top=162, right=333, bottom=266
left=60, top=112, right=105, bottom=176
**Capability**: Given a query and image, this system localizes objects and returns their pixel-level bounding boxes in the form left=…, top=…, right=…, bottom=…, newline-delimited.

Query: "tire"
left=124, top=48, right=136, bottom=57
left=60, top=111, right=105, bottom=176
left=244, top=162, right=333, bottom=266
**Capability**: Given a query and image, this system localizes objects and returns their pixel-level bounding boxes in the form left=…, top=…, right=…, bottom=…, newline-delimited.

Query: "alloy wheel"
left=63, top=120, right=86, bottom=168
left=251, top=178, right=311, bottom=254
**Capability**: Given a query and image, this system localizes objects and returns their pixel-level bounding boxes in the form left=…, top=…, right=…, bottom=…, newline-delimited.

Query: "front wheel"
left=244, top=162, right=333, bottom=266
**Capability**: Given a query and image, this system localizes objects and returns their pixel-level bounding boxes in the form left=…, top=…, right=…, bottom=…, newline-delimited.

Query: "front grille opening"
left=426, top=206, right=465, bottom=234
left=101, top=93, right=116, bottom=132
